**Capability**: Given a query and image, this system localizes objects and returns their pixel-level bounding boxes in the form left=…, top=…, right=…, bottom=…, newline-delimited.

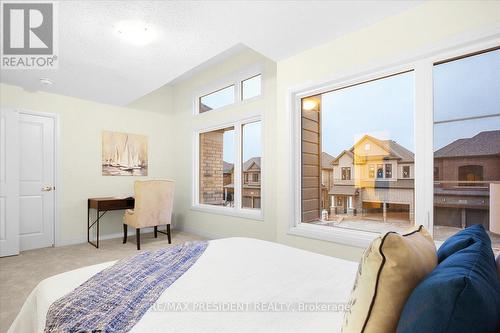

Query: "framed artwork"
left=102, top=131, right=148, bottom=176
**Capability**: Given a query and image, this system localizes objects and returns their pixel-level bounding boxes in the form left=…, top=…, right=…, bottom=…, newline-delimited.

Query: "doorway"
left=0, top=110, right=58, bottom=256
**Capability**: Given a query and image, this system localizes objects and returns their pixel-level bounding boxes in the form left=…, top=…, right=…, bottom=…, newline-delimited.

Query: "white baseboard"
left=174, top=224, right=220, bottom=240
left=55, top=226, right=167, bottom=247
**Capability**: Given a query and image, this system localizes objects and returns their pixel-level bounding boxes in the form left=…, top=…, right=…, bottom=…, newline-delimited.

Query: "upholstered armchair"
left=123, top=180, right=175, bottom=250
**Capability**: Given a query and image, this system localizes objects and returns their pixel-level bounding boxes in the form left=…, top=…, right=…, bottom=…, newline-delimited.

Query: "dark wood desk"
left=87, top=197, right=135, bottom=248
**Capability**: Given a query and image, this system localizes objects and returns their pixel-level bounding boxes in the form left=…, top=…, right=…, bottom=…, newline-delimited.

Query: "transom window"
left=199, top=86, right=235, bottom=113
left=196, top=71, right=262, bottom=114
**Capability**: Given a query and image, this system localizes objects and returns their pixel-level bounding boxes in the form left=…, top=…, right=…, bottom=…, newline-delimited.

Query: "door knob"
left=42, top=186, right=54, bottom=192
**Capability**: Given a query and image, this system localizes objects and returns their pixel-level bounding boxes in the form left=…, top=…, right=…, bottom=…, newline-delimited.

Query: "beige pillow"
left=342, top=225, right=437, bottom=333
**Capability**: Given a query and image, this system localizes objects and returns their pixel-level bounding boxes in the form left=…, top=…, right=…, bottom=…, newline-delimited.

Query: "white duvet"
left=8, top=238, right=358, bottom=333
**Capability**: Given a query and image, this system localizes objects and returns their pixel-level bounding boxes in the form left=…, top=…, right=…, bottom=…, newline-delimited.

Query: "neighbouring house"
left=242, top=157, right=261, bottom=208
left=223, top=157, right=261, bottom=208
left=434, top=130, right=500, bottom=232
left=223, top=161, right=234, bottom=203
left=322, top=135, right=415, bottom=223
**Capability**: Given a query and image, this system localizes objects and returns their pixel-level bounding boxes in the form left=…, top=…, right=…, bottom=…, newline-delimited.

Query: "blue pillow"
left=437, top=224, right=490, bottom=263
left=396, top=226, right=500, bottom=333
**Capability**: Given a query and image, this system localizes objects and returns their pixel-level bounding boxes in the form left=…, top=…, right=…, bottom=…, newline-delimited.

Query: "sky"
left=321, top=48, right=499, bottom=156
left=214, top=49, right=499, bottom=163
left=222, top=121, right=261, bottom=164
left=322, top=71, right=415, bottom=157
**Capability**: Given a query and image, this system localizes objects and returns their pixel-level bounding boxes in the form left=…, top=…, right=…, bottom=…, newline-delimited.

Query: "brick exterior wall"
left=200, top=130, right=224, bottom=204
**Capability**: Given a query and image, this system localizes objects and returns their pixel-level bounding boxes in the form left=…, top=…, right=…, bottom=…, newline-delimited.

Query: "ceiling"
left=0, top=1, right=422, bottom=106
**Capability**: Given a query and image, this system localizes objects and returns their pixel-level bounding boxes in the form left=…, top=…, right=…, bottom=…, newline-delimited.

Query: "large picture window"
left=301, top=71, right=415, bottom=235
left=294, top=41, right=499, bottom=249
left=433, top=47, right=500, bottom=254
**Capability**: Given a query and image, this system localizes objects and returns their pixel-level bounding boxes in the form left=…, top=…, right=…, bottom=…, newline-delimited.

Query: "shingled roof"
left=223, top=161, right=234, bottom=173
left=321, top=152, right=335, bottom=169
left=330, top=134, right=414, bottom=164
left=434, top=130, right=500, bottom=158
left=243, top=157, right=261, bottom=171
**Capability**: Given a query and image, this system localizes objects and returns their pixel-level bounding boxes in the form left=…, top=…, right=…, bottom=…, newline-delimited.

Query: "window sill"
left=190, top=204, right=264, bottom=221
left=288, top=222, right=379, bottom=248
left=288, top=223, right=445, bottom=250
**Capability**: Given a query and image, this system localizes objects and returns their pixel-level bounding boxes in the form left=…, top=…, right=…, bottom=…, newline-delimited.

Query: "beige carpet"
left=0, top=231, right=204, bottom=333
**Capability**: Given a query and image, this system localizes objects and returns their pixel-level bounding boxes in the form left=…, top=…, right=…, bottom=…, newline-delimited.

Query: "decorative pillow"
left=397, top=225, right=500, bottom=333
left=437, top=224, right=489, bottom=263
left=342, top=225, right=437, bottom=333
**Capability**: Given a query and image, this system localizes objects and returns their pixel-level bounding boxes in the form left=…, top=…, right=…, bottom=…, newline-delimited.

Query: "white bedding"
left=8, top=238, right=358, bottom=333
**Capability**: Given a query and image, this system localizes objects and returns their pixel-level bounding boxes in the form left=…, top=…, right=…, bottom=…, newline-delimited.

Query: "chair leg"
left=136, top=228, right=141, bottom=250
left=167, top=224, right=171, bottom=244
left=123, top=224, right=128, bottom=244
left=154, top=226, right=158, bottom=238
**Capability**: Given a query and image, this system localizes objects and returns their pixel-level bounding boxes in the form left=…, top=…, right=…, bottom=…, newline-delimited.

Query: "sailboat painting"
left=102, top=131, right=148, bottom=176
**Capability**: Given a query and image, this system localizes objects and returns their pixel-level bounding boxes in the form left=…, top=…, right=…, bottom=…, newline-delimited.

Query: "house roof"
left=321, top=152, right=335, bottom=169
left=331, top=150, right=353, bottom=166
left=329, top=185, right=358, bottom=196
left=330, top=134, right=414, bottom=164
left=243, top=157, right=261, bottom=172
left=223, top=161, right=234, bottom=174
left=434, top=130, right=500, bottom=158
left=358, top=179, right=415, bottom=189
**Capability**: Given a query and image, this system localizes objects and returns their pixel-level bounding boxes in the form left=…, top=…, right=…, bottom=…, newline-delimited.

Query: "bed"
left=8, top=238, right=358, bottom=333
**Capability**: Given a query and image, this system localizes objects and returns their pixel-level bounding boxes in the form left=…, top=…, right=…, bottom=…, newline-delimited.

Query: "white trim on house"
left=288, top=27, right=500, bottom=248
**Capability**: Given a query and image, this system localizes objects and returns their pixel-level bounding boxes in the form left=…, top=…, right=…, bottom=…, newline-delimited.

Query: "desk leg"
left=96, top=213, right=100, bottom=249
left=87, top=200, right=90, bottom=243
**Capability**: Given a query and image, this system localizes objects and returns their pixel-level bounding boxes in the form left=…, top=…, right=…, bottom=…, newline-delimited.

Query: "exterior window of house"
left=385, top=164, right=392, bottom=178
left=433, top=167, right=439, bottom=179
left=199, top=127, right=235, bottom=206
left=242, top=74, right=262, bottom=100
left=458, top=165, right=484, bottom=186
left=341, top=167, right=351, bottom=180
left=253, top=173, right=259, bottom=182
left=199, top=85, right=235, bottom=113
left=433, top=47, right=500, bottom=253
left=368, top=165, right=375, bottom=178
left=403, top=166, right=410, bottom=178
left=242, top=121, right=262, bottom=209
left=376, top=164, right=384, bottom=178
left=300, top=70, right=415, bottom=234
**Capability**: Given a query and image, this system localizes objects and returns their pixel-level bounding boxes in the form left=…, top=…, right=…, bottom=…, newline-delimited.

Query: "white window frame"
left=193, top=64, right=263, bottom=116
left=288, top=30, right=500, bottom=248
left=192, top=115, right=264, bottom=220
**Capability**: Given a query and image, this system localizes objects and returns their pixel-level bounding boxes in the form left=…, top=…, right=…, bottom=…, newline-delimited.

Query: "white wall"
left=0, top=83, right=174, bottom=245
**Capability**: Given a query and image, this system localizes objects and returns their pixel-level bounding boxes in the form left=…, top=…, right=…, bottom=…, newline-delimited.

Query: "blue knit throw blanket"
left=44, top=241, right=208, bottom=333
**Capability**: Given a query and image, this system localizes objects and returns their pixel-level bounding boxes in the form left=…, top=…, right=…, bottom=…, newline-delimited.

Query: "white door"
left=0, top=109, right=20, bottom=257
left=19, top=113, right=55, bottom=251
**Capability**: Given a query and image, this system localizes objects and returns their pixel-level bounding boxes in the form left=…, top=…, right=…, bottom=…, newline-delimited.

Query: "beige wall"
left=0, top=83, right=174, bottom=244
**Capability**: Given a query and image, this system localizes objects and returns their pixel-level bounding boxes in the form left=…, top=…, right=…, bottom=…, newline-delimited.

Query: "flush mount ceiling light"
left=39, top=78, right=53, bottom=86
left=113, top=20, right=157, bottom=46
